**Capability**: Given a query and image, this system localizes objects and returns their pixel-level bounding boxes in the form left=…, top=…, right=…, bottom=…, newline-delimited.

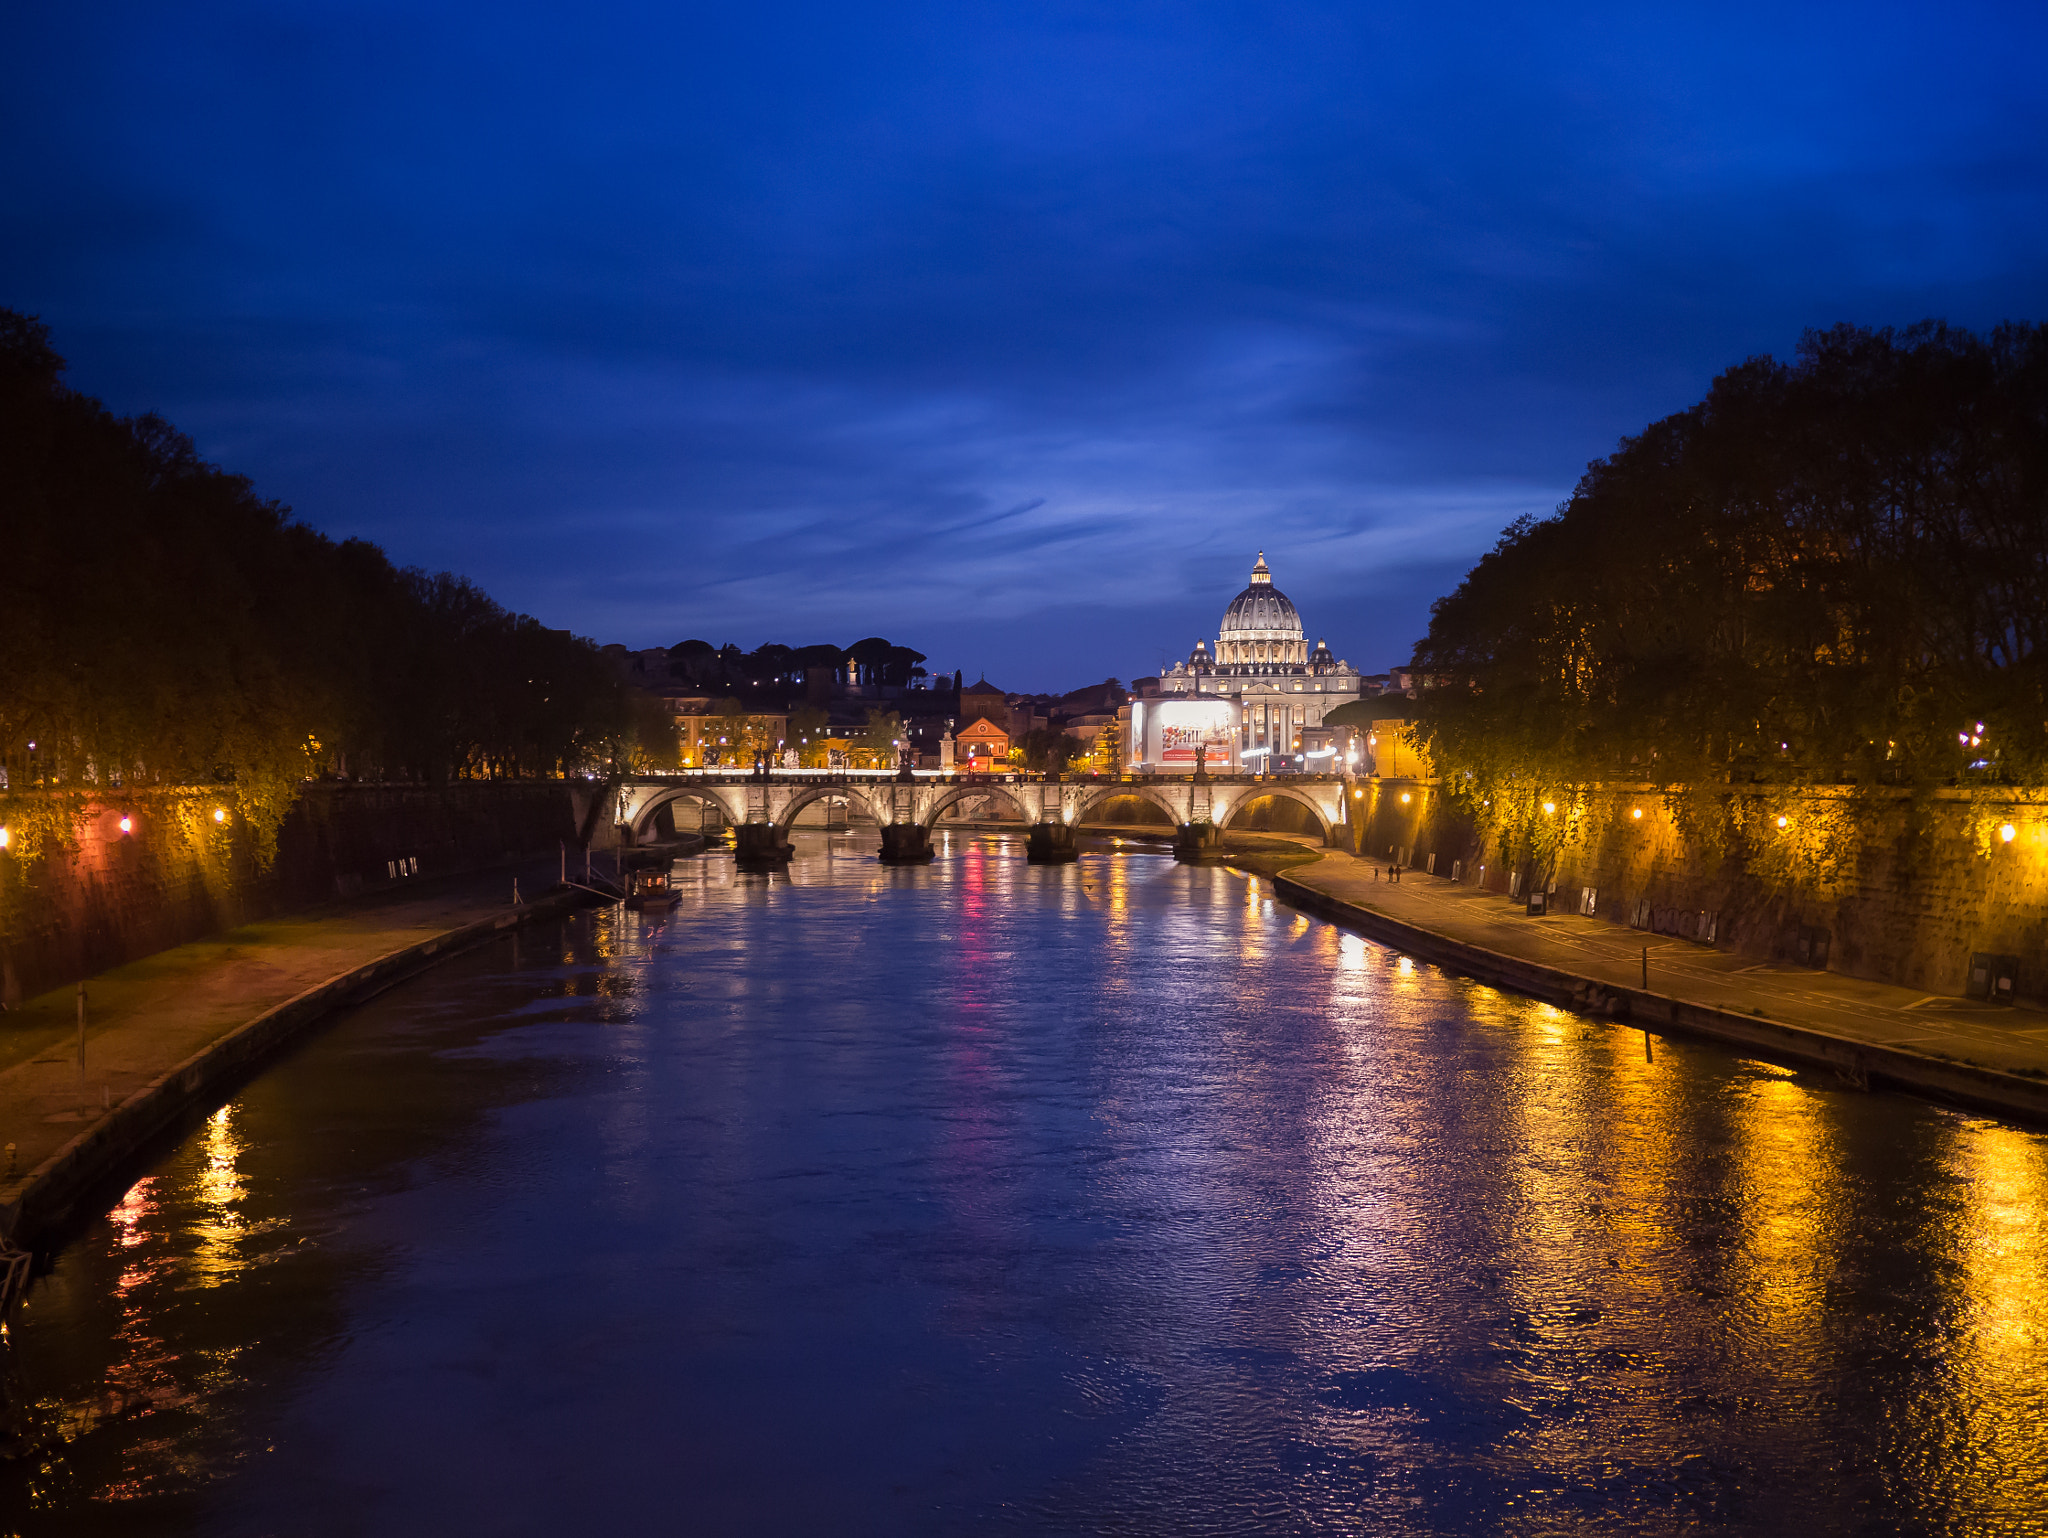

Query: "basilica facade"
left=1158, top=552, right=1363, bottom=761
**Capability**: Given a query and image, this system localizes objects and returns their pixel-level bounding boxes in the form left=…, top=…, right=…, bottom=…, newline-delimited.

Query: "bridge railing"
left=623, top=768, right=1352, bottom=786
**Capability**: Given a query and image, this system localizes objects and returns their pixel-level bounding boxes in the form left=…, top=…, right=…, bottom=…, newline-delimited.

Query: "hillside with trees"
left=0, top=309, right=659, bottom=864
left=1411, top=321, right=2047, bottom=853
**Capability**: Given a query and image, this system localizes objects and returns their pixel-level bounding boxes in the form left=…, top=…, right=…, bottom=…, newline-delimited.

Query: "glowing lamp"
left=213, top=807, right=227, bottom=824
left=1400, top=792, right=1411, bottom=803
left=119, top=815, right=132, bottom=834
left=1775, top=815, right=1788, bottom=828
left=2000, top=823, right=2017, bottom=843
left=1542, top=802, right=1556, bottom=815
left=0, top=827, right=8, bottom=849
left=1631, top=808, right=1642, bottom=820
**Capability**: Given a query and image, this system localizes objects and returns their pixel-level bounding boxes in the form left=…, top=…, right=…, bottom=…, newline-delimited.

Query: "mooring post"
left=76, top=981, right=86, bottom=1072
left=1640, top=946, right=1648, bottom=990
left=513, top=877, right=521, bottom=907
left=560, top=840, right=567, bottom=886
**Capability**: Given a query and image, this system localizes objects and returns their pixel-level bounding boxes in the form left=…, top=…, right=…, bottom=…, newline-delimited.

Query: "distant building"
left=955, top=717, right=1010, bottom=767
left=1155, top=552, right=1364, bottom=764
left=1367, top=720, right=1430, bottom=777
left=1323, top=700, right=1430, bottom=776
left=902, top=712, right=956, bottom=768
left=959, top=678, right=1016, bottom=736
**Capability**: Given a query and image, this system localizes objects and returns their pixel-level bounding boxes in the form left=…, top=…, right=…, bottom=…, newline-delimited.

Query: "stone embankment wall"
left=1, top=781, right=577, bottom=1004
left=1347, top=777, right=2048, bottom=1004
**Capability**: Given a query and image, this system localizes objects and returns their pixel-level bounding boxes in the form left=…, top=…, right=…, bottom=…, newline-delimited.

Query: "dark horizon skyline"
left=6, top=2, right=2045, bottom=693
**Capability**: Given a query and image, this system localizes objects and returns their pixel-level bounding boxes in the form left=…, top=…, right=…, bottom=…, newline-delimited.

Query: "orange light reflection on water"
left=1940, top=1119, right=2048, bottom=1503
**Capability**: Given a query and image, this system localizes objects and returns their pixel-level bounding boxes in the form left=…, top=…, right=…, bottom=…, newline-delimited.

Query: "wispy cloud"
left=5, top=0, right=2046, bottom=686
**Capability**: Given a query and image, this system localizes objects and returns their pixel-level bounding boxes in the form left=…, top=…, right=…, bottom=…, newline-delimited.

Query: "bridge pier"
left=878, top=824, right=935, bottom=864
left=1173, top=821, right=1224, bottom=862
left=1026, top=822, right=1078, bottom=863
left=734, top=823, right=793, bottom=868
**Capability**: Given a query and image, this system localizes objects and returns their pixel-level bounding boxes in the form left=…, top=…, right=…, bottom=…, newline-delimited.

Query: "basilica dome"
left=1153, top=551, right=1362, bottom=734
left=1213, top=552, right=1308, bottom=668
left=1219, top=553, right=1302, bottom=638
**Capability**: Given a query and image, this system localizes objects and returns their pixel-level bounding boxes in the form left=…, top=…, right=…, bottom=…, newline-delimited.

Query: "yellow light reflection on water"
left=190, top=1104, right=249, bottom=1286
left=1728, top=1073, right=1837, bottom=1331
left=1943, top=1119, right=2048, bottom=1499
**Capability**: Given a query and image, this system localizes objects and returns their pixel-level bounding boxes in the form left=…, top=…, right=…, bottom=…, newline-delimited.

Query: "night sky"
left=6, top=3, right=2045, bottom=691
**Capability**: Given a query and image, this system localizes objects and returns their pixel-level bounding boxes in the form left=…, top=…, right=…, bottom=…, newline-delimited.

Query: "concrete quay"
left=1275, top=849, right=2048, bottom=1124
left=0, top=863, right=594, bottom=1251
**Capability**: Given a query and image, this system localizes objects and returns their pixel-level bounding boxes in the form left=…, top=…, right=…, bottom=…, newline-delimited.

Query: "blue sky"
left=6, top=1, right=2045, bottom=690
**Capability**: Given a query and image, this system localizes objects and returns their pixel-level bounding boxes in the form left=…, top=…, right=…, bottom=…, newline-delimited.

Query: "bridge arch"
left=773, top=782, right=887, bottom=831
left=1075, top=783, right=1182, bottom=827
left=630, top=785, right=745, bottom=840
left=920, top=782, right=1034, bottom=829
left=1221, top=786, right=1332, bottom=837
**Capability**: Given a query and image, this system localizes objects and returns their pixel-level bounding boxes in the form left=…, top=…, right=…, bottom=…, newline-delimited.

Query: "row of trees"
left=667, top=638, right=934, bottom=692
left=1410, top=321, right=2048, bottom=854
left=0, top=309, right=667, bottom=860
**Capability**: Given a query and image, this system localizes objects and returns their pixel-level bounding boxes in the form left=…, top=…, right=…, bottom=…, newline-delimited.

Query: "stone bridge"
left=597, top=770, right=1355, bottom=849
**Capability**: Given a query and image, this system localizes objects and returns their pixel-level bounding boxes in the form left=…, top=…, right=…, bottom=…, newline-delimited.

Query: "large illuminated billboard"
left=1133, top=698, right=1239, bottom=770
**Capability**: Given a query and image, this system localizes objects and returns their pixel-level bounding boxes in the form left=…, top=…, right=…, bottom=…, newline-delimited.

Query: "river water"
left=3, top=832, right=2046, bottom=1535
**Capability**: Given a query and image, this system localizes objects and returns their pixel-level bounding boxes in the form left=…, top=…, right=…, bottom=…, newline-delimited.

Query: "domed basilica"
left=1160, top=552, right=1363, bottom=759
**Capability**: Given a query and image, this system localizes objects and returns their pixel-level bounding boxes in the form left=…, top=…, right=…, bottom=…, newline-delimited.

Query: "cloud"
left=5, top=0, right=2047, bottom=688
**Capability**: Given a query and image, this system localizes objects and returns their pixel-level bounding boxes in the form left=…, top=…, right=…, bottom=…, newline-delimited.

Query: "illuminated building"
left=1158, top=552, right=1363, bottom=764
left=955, top=717, right=1010, bottom=766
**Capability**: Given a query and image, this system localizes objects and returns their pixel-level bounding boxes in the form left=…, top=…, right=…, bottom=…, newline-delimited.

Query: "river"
left=3, top=832, right=2046, bottom=1534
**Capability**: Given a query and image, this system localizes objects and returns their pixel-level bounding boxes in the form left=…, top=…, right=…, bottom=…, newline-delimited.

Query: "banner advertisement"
left=1142, top=698, right=1239, bottom=769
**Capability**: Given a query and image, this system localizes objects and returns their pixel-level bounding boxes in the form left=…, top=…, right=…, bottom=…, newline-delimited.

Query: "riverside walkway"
left=0, top=861, right=582, bottom=1246
left=1278, top=847, right=2048, bottom=1101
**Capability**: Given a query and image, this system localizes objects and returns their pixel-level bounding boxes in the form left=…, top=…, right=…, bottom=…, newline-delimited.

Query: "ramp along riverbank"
left=0, top=863, right=599, bottom=1258
left=1276, top=848, right=2048, bottom=1125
